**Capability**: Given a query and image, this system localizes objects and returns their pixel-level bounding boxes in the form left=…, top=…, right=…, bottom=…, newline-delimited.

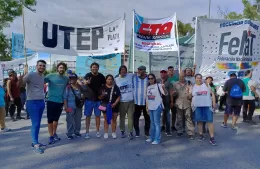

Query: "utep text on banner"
left=134, top=11, right=178, bottom=52
left=23, top=7, right=125, bottom=56
left=194, top=18, right=260, bottom=84
left=11, top=33, right=35, bottom=59
left=76, top=53, right=121, bottom=77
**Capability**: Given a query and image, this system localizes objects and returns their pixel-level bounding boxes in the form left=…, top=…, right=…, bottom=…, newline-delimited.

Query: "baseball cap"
left=160, top=68, right=167, bottom=73
left=138, top=65, right=146, bottom=71
left=67, top=70, right=73, bottom=74
left=68, top=73, right=78, bottom=79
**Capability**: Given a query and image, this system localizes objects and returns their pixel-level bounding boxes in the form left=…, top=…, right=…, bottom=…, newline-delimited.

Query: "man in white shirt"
left=115, top=65, right=135, bottom=140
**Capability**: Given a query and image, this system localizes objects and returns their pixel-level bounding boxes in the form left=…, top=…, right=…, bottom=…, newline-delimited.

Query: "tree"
left=219, top=0, right=260, bottom=20
left=177, top=20, right=194, bottom=36
left=0, top=0, right=37, bottom=61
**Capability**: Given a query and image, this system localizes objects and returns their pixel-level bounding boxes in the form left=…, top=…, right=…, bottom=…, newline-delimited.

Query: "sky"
left=4, top=0, right=245, bottom=42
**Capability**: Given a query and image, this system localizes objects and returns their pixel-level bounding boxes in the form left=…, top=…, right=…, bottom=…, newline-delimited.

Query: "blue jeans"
left=26, top=100, right=45, bottom=144
left=149, top=105, right=163, bottom=143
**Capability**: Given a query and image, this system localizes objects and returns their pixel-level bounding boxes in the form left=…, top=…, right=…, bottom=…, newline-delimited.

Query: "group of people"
left=0, top=59, right=259, bottom=155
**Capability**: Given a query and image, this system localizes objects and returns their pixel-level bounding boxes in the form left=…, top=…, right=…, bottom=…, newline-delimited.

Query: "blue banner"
left=76, top=54, right=121, bottom=77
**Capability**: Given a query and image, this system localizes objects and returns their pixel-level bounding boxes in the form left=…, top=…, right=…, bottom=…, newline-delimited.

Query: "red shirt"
left=10, top=78, right=20, bottom=98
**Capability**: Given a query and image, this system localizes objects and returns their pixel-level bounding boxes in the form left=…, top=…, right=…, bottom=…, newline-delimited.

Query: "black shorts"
left=225, top=105, right=242, bottom=116
left=47, top=101, right=64, bottom=123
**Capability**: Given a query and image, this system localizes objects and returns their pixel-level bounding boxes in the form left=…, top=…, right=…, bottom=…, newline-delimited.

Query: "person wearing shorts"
left=189, top=74, right=217, bottom=146
left=45, top=62, right=69, bottom=144
left=99, top=75, right=120, bottom=139
left=222, top=73, right=245, bottom=129
left=83, top=62, right=105, bottom=139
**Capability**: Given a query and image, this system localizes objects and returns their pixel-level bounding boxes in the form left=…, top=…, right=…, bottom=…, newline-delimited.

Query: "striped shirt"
left=133, top=75, right=148, bottom=105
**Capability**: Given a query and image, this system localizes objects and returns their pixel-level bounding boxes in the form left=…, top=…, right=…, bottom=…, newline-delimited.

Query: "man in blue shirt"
left=45, top=62, right=69, bottom=144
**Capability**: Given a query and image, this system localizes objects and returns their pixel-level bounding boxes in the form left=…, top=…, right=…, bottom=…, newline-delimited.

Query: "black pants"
left=219, top=95, right=226, bottom=109
left=5, top=100, right=9, bottom=116
left=134, top=105, right=150, bottom=135
left=243, top=100, right=256, bottom=121
left=9, top=97, right=22, bottom=118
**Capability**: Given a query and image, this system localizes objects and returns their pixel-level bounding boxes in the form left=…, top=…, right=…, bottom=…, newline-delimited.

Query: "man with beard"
left=22, top=60, right=47, bottom=154
left=45, top=62, right=69, bottom=144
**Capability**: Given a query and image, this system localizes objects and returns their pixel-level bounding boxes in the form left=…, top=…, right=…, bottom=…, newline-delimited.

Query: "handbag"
left=70, top=85, right=84, bottom=108
left=98, top=86, right=114, bottom=111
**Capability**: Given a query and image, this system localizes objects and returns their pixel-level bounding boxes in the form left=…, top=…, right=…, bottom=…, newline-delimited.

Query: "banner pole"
left=175, top=14, right=181, bottom=73
left=123, top=13, right=126, bottom=65
left=194, top=17, right=198, bottom=67
left=21, top=2, right=27, bottom=65
left=132, top=10, right=135, bottom=73
left=50, top=54, right=52, bottom=71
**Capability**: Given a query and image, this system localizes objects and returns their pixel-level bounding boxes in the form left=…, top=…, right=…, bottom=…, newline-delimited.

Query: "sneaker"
left=166, top=132, right=172, bottom=137
left=146, top=138, right=153, bottom=142
left=31, top=143, right=47, bottom=148
left=248, top=120, right=257, bottom=125
left=171, top=126, right=177, bottom=132
left=231, top=125, right=238, bottom=130
left=189, top=135, right=195, bottom=140
left=66, top=134, right=73, bottom=140
left=96, top=132, right=101, bottom=138
left=242, top=119, right=247, bottom=122
left=85, top=133, right=90, bottom=139
left=1, top=128, right=11, bottom=132
left=128, top=132, right=134, bottom=140
left=74, top=133, right=82, bottom=137
left=135, top=131, right=140, bottom=138
left=145, top=134, right=150, bottom=139
left=53, top=133, right=61, bottom=141
left=151, top=141, right=159, bottom=145
left=16, top=116, right=25, bottom=120
left=161, top=126, right=165, bottom=131
left=209, top=138, right=217, bottom=146
left=48, top=136, right=55, bottom=145
left=11, top=117, right=17, bottom=122
left=176, top=133, right=183, bottom=137
left=104, top=133, right=108, bottom=139
left=121, top=131, right=126, bottom=138
left=197, top=135, right=205, bottom=142
left=221, top=123, right=228, bottom=128
left=112, top=132, right=117, bottom=139
left=33, top=146, right=44, bottom=154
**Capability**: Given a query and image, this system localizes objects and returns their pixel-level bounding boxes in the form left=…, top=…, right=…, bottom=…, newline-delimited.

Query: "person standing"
left=0, top=84, right=11, bottom=132
left=99, top=75, right=121, bottom=139
left=64, top=73, right=84, bottom=140
left=83, top=63, right=105, bottom=139
left=184, top=67, right=195, bottom=85
left=173, top=72, right=195, bottom=139
left=158, top=69, right=173, bottom=136
left=167, top=66, right=179, bottom=132
left=23, top=60, right=47, bottom=154
left=115, top=65, right=135, bottom=140
left=242, top=70, right=258, bottom=124
left=7, top=70, right=25, bottom=121
left=146, top=74, right=167, bottom=145
left=222, top=73, right=246, bottom=129
left=45, top=62, right=69, bottom=144
left=133, top=66, right=150, bottom=138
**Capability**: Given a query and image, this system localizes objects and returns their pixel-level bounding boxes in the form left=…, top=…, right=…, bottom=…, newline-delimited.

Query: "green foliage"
left=177, top=20, right=194, bottom=36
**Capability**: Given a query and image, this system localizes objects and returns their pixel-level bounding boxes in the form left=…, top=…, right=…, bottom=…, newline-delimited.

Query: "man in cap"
left=133, top=65, right=150, bottom=138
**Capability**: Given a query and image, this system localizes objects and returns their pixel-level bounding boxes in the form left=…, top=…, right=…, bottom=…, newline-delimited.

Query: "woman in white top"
left=188, top=74, right=217, bottom=146
left=146, top=74, right=167, bottom=145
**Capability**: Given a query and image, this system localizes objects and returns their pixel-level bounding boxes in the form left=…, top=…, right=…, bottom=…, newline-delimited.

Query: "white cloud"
left=4, top=0, right=244, bottom=41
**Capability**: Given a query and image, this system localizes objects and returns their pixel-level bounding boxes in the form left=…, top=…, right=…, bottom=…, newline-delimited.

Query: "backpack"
left=230, top=84, right=242, bottom=98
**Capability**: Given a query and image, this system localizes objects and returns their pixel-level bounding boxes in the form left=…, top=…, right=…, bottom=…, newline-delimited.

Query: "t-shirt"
left=223, top=78, right=246, bottom=106
left=63, top=85, right=82, bottom=109
left=44, top=73, right=69, bottom=103
left=168, top=75, right=179, bottom=84
left=84, top=73, right=106, bottom=101
left=23, top=72, right=45, bottom=100
left=242, top=78, right=256, bottom=100
left=99, top=85, right=121, bottom=112
left=191, top=83, right=212, bottom=107
left=115, top=74, right=134, bottom=102
left=147, top=84, right=165, bottom=110
left=185, top=76, right=195, bottom=85
left=133, top=75, right=148, bottom=106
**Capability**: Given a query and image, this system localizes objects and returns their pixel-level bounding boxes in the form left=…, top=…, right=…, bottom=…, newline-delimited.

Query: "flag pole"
left=175, top=14, right=181, bottom=73
left=123, top=13, right=126, bottom=65
left=21, top=1, right=27, bottom=65
left=132, top=10, right=135, bottom=73
left=194, top=17, right=198, bottom=67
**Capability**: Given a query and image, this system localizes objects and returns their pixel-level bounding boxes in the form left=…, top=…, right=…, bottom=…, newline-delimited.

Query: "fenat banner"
left=194, top=18, right=260, bottom=84
left=133, top=11, right=178, bottom=52
left=75, top=53, right=121, bottom=77
left=23, top=7, right=125, bottom=56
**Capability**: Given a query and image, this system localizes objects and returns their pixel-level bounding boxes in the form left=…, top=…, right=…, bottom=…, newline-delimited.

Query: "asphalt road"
left=1, top=109, right=260, bottom=169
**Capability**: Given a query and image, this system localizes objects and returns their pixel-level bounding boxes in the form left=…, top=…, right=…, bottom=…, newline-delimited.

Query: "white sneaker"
left=85, top=133, right=90, bottom=139
left=104, top=133, right=108, bottom=139
left=1, top=128, right=11, bottom=132
left=151, top=141, right=159, bottom=145
left=112, top=132, right=117, bottom=139
left=96, top=132, right=101, bottom=138
left=146, top=138, right=152, bottom=142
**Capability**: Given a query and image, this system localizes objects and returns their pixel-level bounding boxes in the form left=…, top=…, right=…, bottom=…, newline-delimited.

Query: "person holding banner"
left=45, top=62, right=69, bottom=144
left=23, top=60, right=47, bottom=154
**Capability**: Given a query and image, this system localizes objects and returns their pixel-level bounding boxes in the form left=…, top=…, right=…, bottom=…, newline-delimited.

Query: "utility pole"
left=208, top=0, right=211, bottom=18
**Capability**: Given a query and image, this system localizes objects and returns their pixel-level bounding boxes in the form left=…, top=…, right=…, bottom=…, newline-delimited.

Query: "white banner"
left=195, top=18, right=260, bottom=85
left=133, top=11, right=178, bottom=52
left=23, top=7, right=125, bottom=56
